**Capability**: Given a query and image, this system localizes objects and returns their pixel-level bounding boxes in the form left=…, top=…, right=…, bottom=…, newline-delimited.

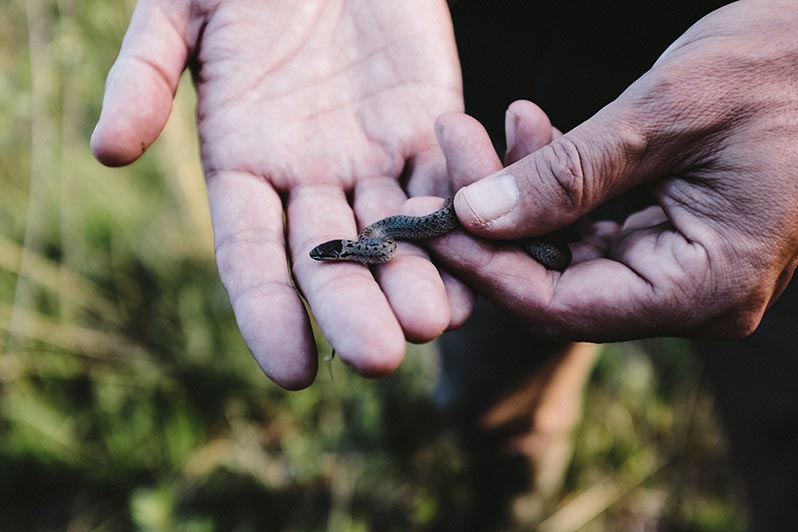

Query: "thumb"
left=453, top=89, right=671, bottom=239
left=91, top=1, right=194, bottom=167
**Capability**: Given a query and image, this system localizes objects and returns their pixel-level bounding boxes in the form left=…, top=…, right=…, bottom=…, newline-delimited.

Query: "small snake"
left=309, top=196, right=571, bottom=271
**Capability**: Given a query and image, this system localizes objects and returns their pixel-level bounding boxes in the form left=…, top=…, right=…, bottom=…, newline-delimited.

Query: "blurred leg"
left=436, top=298, right=598, bottom=529
left=490, top=342, right=598, bottom=525
left=696, top=277, right=798, bottom=532
left=445, top=2, right=734, bottom=529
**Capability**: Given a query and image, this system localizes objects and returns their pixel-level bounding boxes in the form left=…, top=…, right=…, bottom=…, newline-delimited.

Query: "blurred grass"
left=0, top=1, right=746, bottom=531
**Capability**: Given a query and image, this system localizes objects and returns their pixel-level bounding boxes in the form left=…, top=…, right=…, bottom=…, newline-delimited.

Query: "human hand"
left=427, top=0, right=798, bottom=341
left=91, top=0, right=466, bottom=388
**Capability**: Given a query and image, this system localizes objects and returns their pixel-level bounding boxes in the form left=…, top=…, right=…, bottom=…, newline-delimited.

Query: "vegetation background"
left=1, top=1, right=745, bottom=530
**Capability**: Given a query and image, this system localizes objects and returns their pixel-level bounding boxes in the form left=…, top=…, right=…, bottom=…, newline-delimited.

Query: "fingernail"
left=460, top=173, right=519, bottom=222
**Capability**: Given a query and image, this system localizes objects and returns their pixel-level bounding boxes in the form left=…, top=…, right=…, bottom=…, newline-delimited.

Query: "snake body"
left=309, top=196, right=571, bottom=271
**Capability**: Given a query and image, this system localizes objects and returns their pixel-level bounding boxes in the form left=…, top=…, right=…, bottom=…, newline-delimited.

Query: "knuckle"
left=213, top=225, right=287, bottom=298
left=230, top=279, right=296, bottom=314
left=528, top=136, right=589, bottom=216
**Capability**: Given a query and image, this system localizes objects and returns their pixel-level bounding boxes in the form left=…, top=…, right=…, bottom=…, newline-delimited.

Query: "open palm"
left=92, top=0, right=464, bottom=388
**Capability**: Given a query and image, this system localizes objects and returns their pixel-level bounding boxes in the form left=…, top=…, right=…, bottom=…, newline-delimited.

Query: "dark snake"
left=309, top=196, right=571, bottom=271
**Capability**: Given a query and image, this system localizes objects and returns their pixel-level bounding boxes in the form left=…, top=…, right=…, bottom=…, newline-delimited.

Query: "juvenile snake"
left=309, top=196, right=572, bottom=271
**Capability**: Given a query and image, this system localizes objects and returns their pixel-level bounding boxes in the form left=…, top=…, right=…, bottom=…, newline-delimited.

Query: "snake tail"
left=519, top=238, right=572, bottom=272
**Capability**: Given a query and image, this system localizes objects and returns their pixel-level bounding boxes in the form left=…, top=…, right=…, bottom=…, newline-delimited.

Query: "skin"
left=423, top=0, right=798, bottom=341
left=309, top=195, right=571, bottom=270
left=93, top=0, right=797, bottom=389
left=91, top=0, right=467, bottom=389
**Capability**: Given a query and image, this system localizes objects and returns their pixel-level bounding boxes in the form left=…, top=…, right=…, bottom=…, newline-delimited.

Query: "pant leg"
left=695, top=276, right=798, bottom=532
left=436, top=298, right=598, bottom=530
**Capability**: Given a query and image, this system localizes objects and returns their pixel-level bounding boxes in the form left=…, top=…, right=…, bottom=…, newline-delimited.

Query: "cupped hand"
left=428, top=0, right=798, bottom=341
left=91, top=0, right=466, bottom=388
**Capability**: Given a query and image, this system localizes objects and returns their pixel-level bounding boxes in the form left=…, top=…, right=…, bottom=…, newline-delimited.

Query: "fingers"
left=91, top=0, right=194, bottom=166
left=404, top=145, right=451, bottom=198
left=208, top=171, right=316, bottom=390
left=440, top=270, right=476, bottom=329
left=434, top=112, right=503, bottom=189
left=352, top=177, right=451, bottom=343
left=573, top=220, right=621, bottom=263
left=430, top=112, right=509, bottom=326
left=403, top=147, right=478, bottom=325
left=504, top=100, right=554, bottom=164
left=424, top=223, right=715, bottom=341
left=452, top=86, right=670, bottom=240
left=288, top=185, right=407, bottom=377
left=424, top=114, right=722, bottom=339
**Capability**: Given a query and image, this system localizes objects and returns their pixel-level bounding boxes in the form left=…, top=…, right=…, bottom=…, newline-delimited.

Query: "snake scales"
left=309, top=196, right=571, bottom=271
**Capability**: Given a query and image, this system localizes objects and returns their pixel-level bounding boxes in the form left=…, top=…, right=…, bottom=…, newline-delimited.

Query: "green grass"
left=1, top=1, right=745, bottom=530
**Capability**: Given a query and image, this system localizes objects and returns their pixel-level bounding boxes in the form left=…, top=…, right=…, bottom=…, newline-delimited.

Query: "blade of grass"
left=7, top=0, right=57, bottom=353
left=0, top=302, right=156, bottom=368
left=155, top=75, right=214, bottom=259
left=538, top=453, right=664, bottom=532
left=0, top=233, right=121, bottom=323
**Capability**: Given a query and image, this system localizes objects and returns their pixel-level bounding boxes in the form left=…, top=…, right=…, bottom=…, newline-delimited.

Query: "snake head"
left=309, top=240, right=345, bottom=261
